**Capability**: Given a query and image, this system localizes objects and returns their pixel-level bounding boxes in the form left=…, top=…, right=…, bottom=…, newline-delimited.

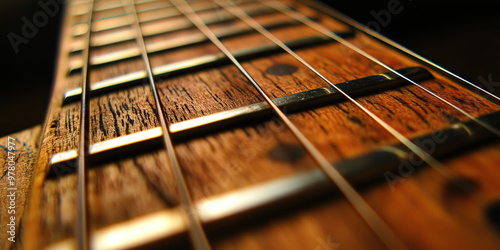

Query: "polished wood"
left=1, top=0, right=499, bottom=249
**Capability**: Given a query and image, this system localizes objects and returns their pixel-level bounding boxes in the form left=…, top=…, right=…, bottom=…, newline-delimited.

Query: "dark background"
left=1, top=0, right=499, bottom=137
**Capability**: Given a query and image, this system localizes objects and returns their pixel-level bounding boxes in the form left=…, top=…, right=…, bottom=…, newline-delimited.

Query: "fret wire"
left=76, top=0, right=95, bottom=249
left=170, top=0, right=408, bottom=249
left=303, top=0, right=500, bottom=104
left=125, top=0, right=211, bottom=249
left=136, top=1, right=172, bottom=13
left=261, top=0, right=500, bottom=138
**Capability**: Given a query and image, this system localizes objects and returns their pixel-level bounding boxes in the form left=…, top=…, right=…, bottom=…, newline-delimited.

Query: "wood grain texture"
left=0, top=126, right=41, bottom=250
left=2, top=0, right=499, bottom=249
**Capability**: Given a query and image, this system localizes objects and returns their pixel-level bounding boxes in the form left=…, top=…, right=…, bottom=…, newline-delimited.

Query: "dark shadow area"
left=0, top=0, right=498, bottom=136
left=0, top=0, right=63, bottom=136
left=326, top=0, right=500, bottom=84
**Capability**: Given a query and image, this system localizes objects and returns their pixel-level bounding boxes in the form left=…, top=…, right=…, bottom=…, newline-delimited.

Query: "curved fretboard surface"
left=3, top=0, right=500, bottom=249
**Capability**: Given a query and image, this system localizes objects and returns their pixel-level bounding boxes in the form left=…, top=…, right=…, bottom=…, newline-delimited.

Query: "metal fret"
left=73, top=2, right=125, bottom=15
left=70, top=4, right=276, bottom=52
left=135, top=0, right=172, bottom=13
left=46, top=108, right=500, bottom=249
left=64, top=32, right=354, bottom=103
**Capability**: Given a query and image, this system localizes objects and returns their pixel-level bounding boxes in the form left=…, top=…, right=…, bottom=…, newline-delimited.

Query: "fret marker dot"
left=266, top=64, right=298, bottom=76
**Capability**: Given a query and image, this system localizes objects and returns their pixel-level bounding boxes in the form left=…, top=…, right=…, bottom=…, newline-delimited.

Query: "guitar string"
left=76, top=0, right=95, bottom=249
left=261, top=0, right=500, bottom=138
left=215, top=0, right=486, bottom=198
left=309, top=0, right=500, bottom=104
left=170, top=0, right=408, bottom=249
left=125, top=0, right=212, bottom=249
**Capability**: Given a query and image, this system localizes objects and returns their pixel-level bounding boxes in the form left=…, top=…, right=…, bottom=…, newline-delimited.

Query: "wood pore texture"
left=0, top=0, right=499, bottom=249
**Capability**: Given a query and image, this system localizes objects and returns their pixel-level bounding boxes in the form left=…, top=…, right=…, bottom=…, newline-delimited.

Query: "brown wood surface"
left=0, top=125, right=41, bottom=250
left=1, top=0, right=499, bottom=249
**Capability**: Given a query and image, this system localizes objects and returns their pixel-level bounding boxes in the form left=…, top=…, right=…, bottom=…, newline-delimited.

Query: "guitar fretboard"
left=13, top=0, right=500, bottom=249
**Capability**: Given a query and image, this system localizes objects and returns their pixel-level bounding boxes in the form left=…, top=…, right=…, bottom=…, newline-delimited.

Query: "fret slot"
left=46, top=108, right=500, bottom=249
left=64, top=32, right=354, bottom=103
left=69, top=4, right=279, bottom=52
left=69, top=16, right=320, bottom=70
left=50, top=67, right=432, bottom=177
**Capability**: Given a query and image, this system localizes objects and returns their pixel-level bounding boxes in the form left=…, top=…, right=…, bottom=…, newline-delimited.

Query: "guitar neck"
left=2, top=0, right=500, bottom=249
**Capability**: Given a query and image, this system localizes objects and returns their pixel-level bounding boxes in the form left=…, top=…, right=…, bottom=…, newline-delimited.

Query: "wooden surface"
left=0, top=125, right=41, bottom=250
left=1, top=0, right=499, bottom=249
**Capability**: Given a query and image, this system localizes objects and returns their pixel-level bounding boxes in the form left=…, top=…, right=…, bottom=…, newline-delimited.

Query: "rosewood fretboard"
left=1, top=0, right=500, bottom=249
